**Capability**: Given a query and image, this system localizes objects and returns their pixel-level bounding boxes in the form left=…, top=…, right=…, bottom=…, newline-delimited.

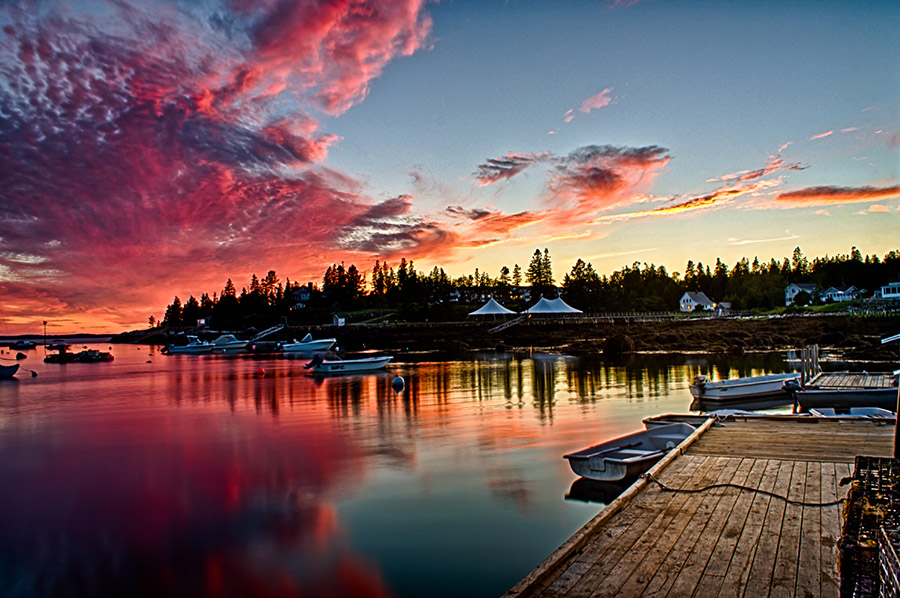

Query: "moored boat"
left=563, top=422, right=696, bottom=482
left=0, top=363, right=19, bottom=378
left=44, top=348, right=114, bottom=363
left=210, top=334, right=248, bottom=353
left=165, top=336, right=213, bottom=355
left=10, top=340, right=36, bottom=350
left=305, top=354, right=393, bottom=374
left=689, top=373, right=799, bottom=404
left=784, top=372, right=899, bottom=411
left=46, top=340, right=69, bottom=351
left=280, top=333, right=337, bottom=353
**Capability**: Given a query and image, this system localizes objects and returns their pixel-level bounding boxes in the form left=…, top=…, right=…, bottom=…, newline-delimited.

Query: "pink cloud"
left=579, top=88, right=614, bottom=113
left=810, top=130, right=834, bottom=140
left=707, top=157, right=806, bottom=184
left=547, top=145, right=672, bottom=218
left=562, top=89, right=614, bottom=124
left=0, top=0, right=439, bottom=332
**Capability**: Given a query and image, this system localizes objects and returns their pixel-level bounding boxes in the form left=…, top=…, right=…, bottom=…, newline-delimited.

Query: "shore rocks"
left=603, top=334, right=635, bottom=357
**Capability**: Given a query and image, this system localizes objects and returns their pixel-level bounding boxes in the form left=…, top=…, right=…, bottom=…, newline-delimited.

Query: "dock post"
left=895, top=384, right=899, bottom=459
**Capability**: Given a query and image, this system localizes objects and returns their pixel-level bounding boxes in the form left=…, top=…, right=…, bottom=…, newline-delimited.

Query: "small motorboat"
left=210, top=334, right=248, bottom=353
left=280, top=333, right=337, bottom=353
left=46, top=340, right=69, bottom=351
left=165, top=336, right=213, bottom=355
left=304, top=354, right=393, bottom=374
left=563, top=422, right=695, bottom=482
left=0, top=363, right=19, bottom=378
left=809, top=407, right=895, bottom=418
left=10, top=340, right=36, bottom=350
left=689, top=373, right=799, bottom=404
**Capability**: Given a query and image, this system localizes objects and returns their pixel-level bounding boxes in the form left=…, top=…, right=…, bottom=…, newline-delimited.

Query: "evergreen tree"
left=163, top=296, right=183, bottom=327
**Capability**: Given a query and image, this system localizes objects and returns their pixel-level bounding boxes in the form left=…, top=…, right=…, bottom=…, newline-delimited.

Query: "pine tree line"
left=158, top=247, right=900, bottom=328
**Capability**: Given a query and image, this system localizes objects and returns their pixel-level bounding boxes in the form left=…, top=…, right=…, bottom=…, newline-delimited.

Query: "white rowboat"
left=563, top=422, right=695, bottom=482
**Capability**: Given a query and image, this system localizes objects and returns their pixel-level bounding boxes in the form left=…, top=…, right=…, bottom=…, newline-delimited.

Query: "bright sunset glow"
left=0, top=1, right=898, bottom=333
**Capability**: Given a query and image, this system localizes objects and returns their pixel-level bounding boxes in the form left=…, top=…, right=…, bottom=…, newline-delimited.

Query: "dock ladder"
left=251, top=324, right=285, bottom=341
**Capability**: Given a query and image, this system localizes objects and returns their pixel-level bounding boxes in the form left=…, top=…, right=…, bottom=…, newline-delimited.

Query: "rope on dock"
left=641, top=473, right=846, bottom=507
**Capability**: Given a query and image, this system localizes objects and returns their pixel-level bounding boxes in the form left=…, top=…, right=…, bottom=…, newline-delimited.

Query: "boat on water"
left=0, top=363, right=19, bottom=378
left=809, top=407, right=895, bottom=418
left=689, top=373, right=799, bottom=404
left=784, top=372, right=899, bottom=411
left=280, top=333, right=337, bottom=353
left=9, top=340, right=36, bottom=350
left=44, top=349, right=114, bottom=363
left=164, top=336, right=213, bottom=355
left=210, top=334, right=248, bottom=353
left=304, top=354, right=393, bottom=374
left=46, top=340, right=69, bottom=351
left=563, top=422, right=696, bottom=482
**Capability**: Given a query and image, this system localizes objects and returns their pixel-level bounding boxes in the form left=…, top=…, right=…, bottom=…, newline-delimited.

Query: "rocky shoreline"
left=316, top=314, right=898, bottom=361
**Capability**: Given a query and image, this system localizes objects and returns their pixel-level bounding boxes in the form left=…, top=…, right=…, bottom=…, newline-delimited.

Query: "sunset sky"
left=1, top=0, right=898, bottom=334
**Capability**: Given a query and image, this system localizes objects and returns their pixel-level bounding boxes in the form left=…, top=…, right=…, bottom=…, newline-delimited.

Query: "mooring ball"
left=256, top=367, right=265, bottom=377
left=392, top=376, right=405, bottom=389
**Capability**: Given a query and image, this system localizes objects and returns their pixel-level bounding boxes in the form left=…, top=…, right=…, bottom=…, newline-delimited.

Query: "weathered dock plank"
left=717, top=458, right=781, bottom=598
left=504, top=416, right=894, bottom=598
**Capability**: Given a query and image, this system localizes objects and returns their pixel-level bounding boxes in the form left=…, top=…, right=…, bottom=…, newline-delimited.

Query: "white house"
left=680, top=292, right=715, bottom=312
left=785, top=283, right=816, bottom=306
left=822, top=286, right=863, bottom=302
left=879, top=281, right=900, bottom=301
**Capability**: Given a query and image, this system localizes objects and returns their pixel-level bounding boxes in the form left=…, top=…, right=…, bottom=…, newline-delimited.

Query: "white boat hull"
left=690, top=373, right=799, bottom=403
left=281, top=338, right=337, bottom=352
left=311, top=356, right=393, bottom=374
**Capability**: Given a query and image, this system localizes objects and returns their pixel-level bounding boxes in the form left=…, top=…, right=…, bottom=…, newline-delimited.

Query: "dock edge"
left=502, top=416, right=717, bottom=597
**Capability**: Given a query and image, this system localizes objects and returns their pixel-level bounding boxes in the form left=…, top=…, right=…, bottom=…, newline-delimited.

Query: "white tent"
left=547, top=297, right=582, bottom=313
left=468, top=297, right=517, bottom=316
left=525, top=296, right=582, bottom=314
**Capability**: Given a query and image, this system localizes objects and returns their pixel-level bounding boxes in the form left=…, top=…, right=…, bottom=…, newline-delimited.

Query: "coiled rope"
left=641, top=472, right=846, bottom=507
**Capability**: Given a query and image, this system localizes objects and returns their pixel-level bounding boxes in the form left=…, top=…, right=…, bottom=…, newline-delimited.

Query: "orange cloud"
left=775, top=185, right=900, bottom=205
left=548, top=145, right=672, bottom=217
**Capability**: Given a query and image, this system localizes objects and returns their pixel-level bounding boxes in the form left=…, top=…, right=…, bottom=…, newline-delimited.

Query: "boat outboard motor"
left=304, top=354, right=324, bottom=369
left=782, top=379, right=801, bottom=393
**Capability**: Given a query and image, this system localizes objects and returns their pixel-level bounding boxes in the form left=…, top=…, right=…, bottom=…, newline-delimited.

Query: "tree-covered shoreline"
left=158, top=247, right=900, bottom=330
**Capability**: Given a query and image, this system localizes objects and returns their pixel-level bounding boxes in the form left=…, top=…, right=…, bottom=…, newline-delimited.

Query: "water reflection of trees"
left=162, top=351, right=789, bottom=422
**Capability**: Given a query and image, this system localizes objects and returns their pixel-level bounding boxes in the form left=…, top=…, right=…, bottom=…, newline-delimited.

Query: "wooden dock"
left=806, top=371, right=898, bottom=390
left=505, top=415, right=894, bottom=598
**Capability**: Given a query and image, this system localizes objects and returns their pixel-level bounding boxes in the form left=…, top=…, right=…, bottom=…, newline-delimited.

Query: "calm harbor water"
left=0, top=343, right=797, bottom=598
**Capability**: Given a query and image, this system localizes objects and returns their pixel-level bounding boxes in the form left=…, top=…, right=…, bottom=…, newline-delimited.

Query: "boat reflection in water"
left=566, top=477, right=628, bottom=505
